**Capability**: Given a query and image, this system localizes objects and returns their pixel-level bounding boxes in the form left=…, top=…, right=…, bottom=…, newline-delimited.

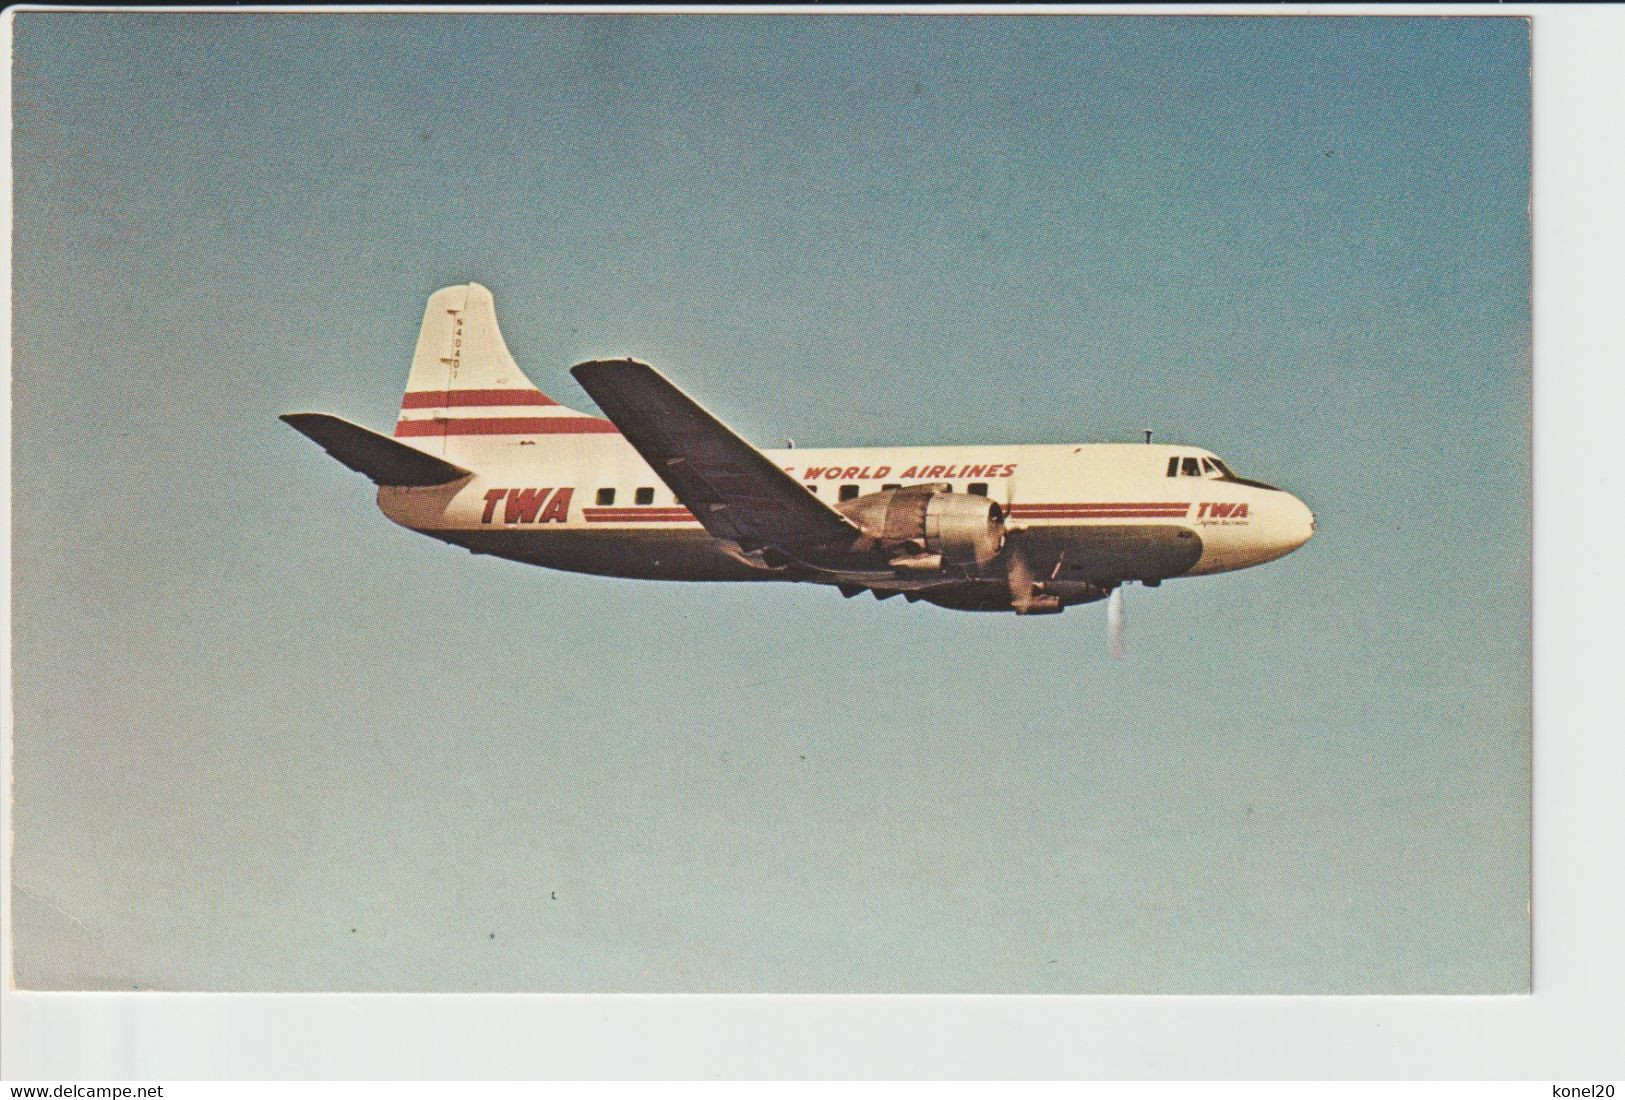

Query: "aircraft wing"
left=570, top=358, right=862, bottom=555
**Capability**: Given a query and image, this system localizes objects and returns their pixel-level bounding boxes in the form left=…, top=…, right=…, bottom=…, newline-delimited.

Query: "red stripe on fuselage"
left=1008, top=503, right=1190, bottom=520
left=1011, top=502, right=1190, bottom=511
left=586, top=508, right=693, bottom=517
left=1008, top=508, right=1190, bottom=514
left=1012, top=514, right=1189, bottom=520
left=394, top=416, right=619, bottom=437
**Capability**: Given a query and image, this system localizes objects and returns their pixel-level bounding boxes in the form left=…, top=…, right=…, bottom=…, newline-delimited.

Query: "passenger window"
left=1181, top=457, right=1201, bottom=477
left=635, top=487, right=655, bottom=505
left=882, top=483, right=901, bottom=491
left=1167, top=457, right=1180, bottom=478
left=839, top=484, right=860, bottom=502
left=968, top=483, right=988, bottom=496
left=596, top=488, right=616, bottom=506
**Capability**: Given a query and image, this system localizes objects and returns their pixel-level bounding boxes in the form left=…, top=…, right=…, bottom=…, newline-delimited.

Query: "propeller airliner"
left=284, top=283, right=1314, bottom=621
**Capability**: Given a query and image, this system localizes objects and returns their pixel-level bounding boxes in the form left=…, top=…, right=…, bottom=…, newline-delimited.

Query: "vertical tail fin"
left=394, top=283, right=617, bottom=459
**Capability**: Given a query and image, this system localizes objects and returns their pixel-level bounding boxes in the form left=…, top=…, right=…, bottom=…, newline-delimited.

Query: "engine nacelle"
left=837, top=484, right=1006, bottom=571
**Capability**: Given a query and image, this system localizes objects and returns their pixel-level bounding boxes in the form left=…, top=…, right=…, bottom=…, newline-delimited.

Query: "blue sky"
left=11, top=14, right=1528, bottom=992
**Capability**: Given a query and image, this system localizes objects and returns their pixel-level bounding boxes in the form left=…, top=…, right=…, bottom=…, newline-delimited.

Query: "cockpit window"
left=1207, top=456, right=1282, bottom=492
left=1171, top=453, right=1280, bottom=488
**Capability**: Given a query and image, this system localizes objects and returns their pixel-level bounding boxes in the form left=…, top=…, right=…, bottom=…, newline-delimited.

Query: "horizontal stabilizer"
left=281, top=412, right=472, bottom=487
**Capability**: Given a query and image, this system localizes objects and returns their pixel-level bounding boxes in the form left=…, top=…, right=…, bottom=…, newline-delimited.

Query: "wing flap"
left=281, top=412, right=473, bottom=487
left=570, top=359, right=860, bottom=553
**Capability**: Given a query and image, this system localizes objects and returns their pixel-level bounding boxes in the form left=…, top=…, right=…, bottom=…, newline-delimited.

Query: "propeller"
left=1107, top=585, right=1127, bottom=659
left=1007, top=545, right=1034, bottom=605
left=1005, top=543, right=1061, bottom=615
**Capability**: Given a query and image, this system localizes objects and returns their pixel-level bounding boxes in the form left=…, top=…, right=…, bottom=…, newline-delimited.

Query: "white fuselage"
left=377, top=438, right=1315, bottom=587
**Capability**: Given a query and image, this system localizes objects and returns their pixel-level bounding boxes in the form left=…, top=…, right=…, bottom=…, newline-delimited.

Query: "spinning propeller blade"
left=1107, top=586, right=1127, bottom=659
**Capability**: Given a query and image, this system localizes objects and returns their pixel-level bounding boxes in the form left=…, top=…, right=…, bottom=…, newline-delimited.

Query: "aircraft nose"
left=1284, top=495, right=1315, bottom=552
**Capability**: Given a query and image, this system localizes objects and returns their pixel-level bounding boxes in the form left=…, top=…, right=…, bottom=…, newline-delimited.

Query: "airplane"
left=283, top=282, right=1315, bottom=622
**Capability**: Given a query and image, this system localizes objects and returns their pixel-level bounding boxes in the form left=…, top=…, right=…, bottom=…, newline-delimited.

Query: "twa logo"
left=1197, top=501, right=1249, bottom=520
left=480, top=487, right=574, bottom=524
